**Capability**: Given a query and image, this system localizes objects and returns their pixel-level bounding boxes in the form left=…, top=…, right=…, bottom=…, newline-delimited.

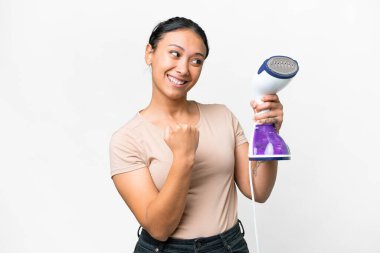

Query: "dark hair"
left=148, top=17, right=209, bottom=58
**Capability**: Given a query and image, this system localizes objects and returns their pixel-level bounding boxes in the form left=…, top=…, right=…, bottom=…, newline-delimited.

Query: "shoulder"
left=110, top=113, right=145, bottom=147
left=195, top=102, right=237, bottom=128
left=196, top=101, right=232, bottom=115
left=196, top=101, right=243, bottom=128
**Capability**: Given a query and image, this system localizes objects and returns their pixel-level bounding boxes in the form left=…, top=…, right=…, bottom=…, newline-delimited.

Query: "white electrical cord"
left=248, top=160, right=260, bottom=253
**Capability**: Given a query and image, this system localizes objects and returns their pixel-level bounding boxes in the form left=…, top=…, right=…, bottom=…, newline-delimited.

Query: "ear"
left=145, top=44, right=153, bottom=65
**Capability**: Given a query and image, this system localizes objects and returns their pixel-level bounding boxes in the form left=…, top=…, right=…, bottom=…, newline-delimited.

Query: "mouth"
left=166, top=74, right=189, bottom=88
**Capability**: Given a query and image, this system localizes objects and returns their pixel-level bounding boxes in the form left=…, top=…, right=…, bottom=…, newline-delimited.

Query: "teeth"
left=168, top=75, right=186, bottom=85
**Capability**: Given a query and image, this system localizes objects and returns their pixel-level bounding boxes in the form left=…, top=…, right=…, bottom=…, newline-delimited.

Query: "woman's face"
left=146, top=29, right=207, bottom=101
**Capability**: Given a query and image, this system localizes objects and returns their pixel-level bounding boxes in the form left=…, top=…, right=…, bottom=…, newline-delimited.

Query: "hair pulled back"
left=148, top=17, right=209, bottom=58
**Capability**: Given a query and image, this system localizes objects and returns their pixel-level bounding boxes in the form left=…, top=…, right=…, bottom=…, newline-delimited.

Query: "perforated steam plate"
left=267, top=56, right=298, bottom=76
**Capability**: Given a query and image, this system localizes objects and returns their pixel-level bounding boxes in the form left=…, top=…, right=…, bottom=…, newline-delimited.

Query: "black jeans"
left=134, top=220, right=249, bottom=253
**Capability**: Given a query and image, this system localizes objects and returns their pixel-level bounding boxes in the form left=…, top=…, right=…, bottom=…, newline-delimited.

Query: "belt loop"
left=238, top=219, right=245, bottom=237
left=219, top=234, right=233, bottom=252
left=219, top=234, right=228, bottom=248
left=137, top=225, right=142, bottom=238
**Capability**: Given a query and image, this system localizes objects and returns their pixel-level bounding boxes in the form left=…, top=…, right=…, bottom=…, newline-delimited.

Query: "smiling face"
left=145, top=29, right=207, bottom=101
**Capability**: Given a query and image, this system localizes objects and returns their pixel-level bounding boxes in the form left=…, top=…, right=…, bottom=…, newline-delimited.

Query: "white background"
left=1, top=0, right=379, bottom=252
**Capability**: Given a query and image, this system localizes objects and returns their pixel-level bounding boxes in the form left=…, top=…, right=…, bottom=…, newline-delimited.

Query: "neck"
left=143, top=89, right=192, bottom=119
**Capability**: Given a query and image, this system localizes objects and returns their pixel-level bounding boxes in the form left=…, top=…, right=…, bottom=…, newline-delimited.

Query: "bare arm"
left=234, top=143, right=277, bottom=202
left=234, top=94, right=283, bottom=202
left=112, top=124, right=199, bottom=241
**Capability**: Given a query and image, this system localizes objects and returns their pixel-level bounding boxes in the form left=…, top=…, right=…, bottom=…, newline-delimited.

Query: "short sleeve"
left=225, top=106, right=248, bottom=147
left=109, top=131, right=147, bottom=178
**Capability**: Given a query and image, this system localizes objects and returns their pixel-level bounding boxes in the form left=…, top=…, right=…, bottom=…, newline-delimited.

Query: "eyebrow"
left=168, top=44, right=205, bottom=58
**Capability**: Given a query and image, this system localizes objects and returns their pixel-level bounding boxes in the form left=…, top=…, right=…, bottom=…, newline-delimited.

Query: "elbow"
left=143, top=204, right=175, bottom=241
left=145, top=226, right=173, bottom=242
left=255, top=195, right=268, bottom=203
left=143, top=210, right=181, bottom=241
left=252, top=192, right=271, bottom=203
left=243, top=192, right=268, bottom=203
left=253, top=186, right=275, bottom=203
left=149, top=231, right=170, bottom=242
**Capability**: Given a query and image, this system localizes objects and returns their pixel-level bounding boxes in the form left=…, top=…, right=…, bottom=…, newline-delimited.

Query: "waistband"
left=138, top=219, right=245, bottom=247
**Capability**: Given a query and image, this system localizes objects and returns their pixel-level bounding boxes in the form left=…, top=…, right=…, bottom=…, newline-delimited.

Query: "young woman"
left=110, top=17, right=283, bottom=253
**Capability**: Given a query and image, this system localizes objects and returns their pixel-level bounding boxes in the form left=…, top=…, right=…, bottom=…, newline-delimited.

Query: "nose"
left=176, top=58, right=189, bottom=76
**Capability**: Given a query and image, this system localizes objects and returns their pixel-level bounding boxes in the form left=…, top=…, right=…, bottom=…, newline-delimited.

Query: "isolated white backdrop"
left=1, top=0, right=379, bottom=252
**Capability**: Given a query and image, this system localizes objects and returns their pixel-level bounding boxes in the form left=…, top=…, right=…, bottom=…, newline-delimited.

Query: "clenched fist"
left=164, top=124, right=199, bottom=161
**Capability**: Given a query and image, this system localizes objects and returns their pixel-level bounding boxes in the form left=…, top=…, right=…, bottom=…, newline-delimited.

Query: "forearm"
left=251, top=160, right=278, bottom=203
left=145, top=157, right=193, bottom=240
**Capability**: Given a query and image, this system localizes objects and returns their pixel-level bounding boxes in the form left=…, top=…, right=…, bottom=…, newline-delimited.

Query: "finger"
left=259, top=109, right=283, bottom=120
left=255, top=117, right=276, bottom=124
left=178, top=123, right=188, bottom=129
left=250, top=101, right=258, bottom=114
left=169, top=123, right=180, bottom=132
left=250, top=100, right=258, bottom=109
left=256, top=112, right=283, bottom=123
left=255, top=102, right=274, bottom=113
left=261, top=94, right=280, bottom=102
left=255, top=101, right=283, bottom=112
left=254, top=102, right=269, bottom=112
left=254, top=110, right=277, bottom=120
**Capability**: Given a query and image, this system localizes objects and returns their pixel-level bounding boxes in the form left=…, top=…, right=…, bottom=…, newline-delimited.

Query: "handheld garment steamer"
left=248, top=56, right=299, bottom=253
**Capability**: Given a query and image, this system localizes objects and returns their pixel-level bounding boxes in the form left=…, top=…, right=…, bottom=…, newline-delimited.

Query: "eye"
left=191, top=58, right=203, bottom=66
left=170, top=51, right=180, bottom=57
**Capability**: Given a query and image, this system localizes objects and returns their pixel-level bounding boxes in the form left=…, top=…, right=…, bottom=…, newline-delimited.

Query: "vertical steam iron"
left=249, top=56, right=299, bottom=161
